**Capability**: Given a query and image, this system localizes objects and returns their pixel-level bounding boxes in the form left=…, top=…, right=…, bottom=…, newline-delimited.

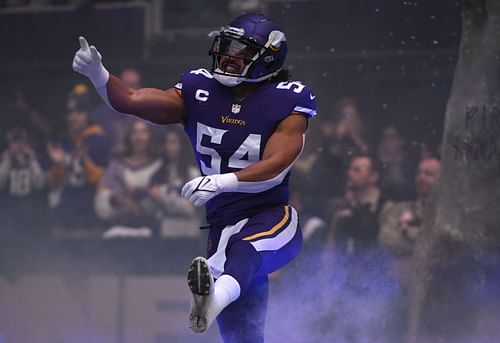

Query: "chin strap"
left=214, top=72, right=245, bottom=87
left=213, top=68, right=281, bottom=87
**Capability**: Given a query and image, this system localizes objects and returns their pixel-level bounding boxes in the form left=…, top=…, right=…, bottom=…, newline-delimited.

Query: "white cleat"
left=187, top=256, right=214, bottom=333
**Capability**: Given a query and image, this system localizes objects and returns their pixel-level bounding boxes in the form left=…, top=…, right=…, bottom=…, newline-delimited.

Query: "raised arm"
left=106, top=75, right=185, bottom=124
left=181, top=113, right=307, bottom=206
left=72, top=36, right=185, bottom=125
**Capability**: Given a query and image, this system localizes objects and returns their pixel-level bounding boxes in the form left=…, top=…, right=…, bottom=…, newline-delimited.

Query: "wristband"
left=218, top=173, right=239, bottom=192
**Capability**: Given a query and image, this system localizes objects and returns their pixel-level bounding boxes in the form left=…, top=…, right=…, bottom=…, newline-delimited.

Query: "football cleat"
left=187, top=256, right=214, bottom=333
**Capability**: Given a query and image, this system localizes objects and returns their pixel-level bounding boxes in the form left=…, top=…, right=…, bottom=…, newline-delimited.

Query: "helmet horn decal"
left=265, top=30, right=287, bottom=51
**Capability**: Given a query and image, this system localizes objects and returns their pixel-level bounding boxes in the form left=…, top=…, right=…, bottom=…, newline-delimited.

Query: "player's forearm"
left=232, top=113, right=305, bottom=182
left=230, top=132, right=303, bottom=192
left=234, top=154, right=293, bottom=182
left=210, top=145, right=301, bottom=195
left=101, top=74, right=132, bottom=110
left=99, top=76, right=185, bottom=124
left=94, top=75, right=141, bottom=118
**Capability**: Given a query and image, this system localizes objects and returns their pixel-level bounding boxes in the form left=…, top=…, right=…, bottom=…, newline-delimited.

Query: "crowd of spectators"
left=0, top=68, right=201, bottom=240
left=286, top=98, right=441, bottom=342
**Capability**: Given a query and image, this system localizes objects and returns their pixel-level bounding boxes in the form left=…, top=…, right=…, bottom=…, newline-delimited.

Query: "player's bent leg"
left=187, top=257, right=241, bottom=333
left=189, top=205, right=302, bottom=336
left=213, top=213, right=302, bottom=342
left=222, top=239, right=263, bottom=294
left=259, top=225, right=302, bottom=275
left=232, top=205, right=303, bottom=277
left=217, top=275, right=269, bottom=343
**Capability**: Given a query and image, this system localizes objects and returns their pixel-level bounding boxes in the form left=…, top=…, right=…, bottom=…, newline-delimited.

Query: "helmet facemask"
left=209, top=31, right=265, bottom=87
left=208, top=23, right=287, bottom=87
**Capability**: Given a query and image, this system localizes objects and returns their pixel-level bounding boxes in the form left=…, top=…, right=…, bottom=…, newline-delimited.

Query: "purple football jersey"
left=175, top=68, right=317, bottom=226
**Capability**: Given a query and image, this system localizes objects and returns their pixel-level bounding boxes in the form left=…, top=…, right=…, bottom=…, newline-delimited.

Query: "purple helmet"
left=208, top=13, right=288, bottom=87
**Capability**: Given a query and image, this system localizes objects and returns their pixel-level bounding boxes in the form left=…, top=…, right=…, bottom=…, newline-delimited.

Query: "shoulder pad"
left=175, top=68, right=214, bottom=91
left=275, top=81, right=317, bottom=118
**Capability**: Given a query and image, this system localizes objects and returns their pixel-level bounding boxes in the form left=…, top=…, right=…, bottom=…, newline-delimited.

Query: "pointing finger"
left=79, top=36, right=90, bottom=51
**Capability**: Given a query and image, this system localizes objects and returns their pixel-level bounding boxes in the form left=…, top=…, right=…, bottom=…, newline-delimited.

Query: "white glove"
left=72, top=36, right=109, bottom=88
left=181, top=173, right=238, bottom=207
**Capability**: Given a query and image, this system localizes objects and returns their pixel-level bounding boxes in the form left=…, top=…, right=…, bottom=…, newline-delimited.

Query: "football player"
left=73, top=13, right=317, bottom=343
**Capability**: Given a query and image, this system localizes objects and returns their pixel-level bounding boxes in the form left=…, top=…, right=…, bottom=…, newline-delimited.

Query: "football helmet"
left=208, top=13, right=288, bottom=87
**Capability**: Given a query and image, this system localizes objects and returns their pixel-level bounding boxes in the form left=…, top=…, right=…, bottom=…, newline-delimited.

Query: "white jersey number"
left=228, top=134, right=262, bottom=169
left=196, top=122, right=261, bottom=175
left=276, top=81, right=305, bottom=94
left=190, top=68, right=214, bottom=79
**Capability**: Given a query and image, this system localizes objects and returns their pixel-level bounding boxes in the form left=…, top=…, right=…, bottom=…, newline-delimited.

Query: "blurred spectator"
left=327, top=153, right=387, bottom=256
left=378, top=157, right=441, bottom=339
left=419, top=140, right=442, bottom=160
left=377, top=126, right=417, bottom=201
left=293, top=97, right=368, bottom=221
left=0, top=91, right=51, bottom=152
left=322, top=153, right=394, bottom=341
left=379, top=157, right=441, bottom=287
left=149, top=126, right=201, bottom=238
left=93, top=68, right=144, bottom=156
left=331, top=97, right=369, bottom=156
left=67, top=83, right=92, bottom=113
left=46, top=93, right=110, bottom=237
left=95, top=120, right=161, bottom=239
left=0, top=128, right=47, bottom=240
